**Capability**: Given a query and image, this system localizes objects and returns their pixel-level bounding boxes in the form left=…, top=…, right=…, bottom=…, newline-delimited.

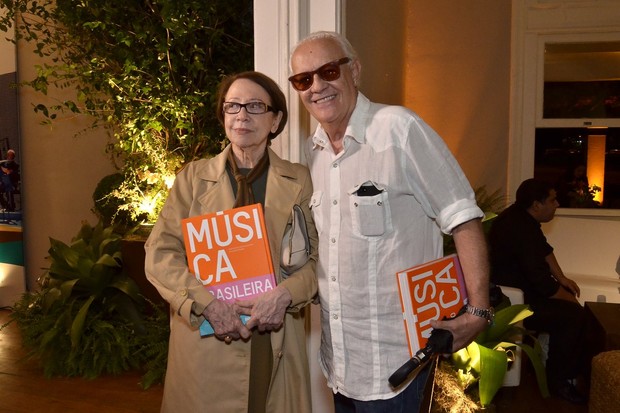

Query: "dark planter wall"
left=121, top=238, right=166, bottom=308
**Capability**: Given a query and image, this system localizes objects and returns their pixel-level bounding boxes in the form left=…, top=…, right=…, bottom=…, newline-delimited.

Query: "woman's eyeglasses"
left=288, top=57, right=351, bottom=92
left=222, top=101, right=275, bottom=115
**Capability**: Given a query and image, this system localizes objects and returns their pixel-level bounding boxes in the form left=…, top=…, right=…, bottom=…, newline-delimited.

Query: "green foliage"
left=43, top=220, right=144, bottom=345
left=473, top=186, right=507, bottom=215
left=92, top=172, right=142, bottom=229
left=443, top=185, right=505, bottom=255
left=6, top=221, right=169, bottom=387
left=132, top=302, right=170, bottom=389
left=0, top=0, right=254, bottom=222
left=449, top=304, right=549, bottom=407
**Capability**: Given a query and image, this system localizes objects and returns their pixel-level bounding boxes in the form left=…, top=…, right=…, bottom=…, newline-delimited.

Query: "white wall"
left=543, top=212, right=620, bottom=303
left=543, top=213, right=620, bottom=279
left=17, top=40, right=115, bottom=290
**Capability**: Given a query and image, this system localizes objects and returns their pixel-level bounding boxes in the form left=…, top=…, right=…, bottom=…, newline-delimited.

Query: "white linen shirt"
left=304, top=93, right=483, bottom=401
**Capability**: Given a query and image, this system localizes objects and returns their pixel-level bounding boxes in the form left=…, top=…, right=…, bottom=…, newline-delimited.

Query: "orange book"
left=396, top=254, right=468, bottom=356
left=181, top=203, right=276, bottom=336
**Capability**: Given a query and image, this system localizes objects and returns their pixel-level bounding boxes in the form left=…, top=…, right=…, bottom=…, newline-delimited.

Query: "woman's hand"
left=237, top=286, right=292, bottom=332
left=202, top=299, right=252, bottom=342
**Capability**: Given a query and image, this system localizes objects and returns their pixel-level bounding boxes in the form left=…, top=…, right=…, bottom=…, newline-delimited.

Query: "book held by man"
left=396, top=254, right=468, bottom=356
left=181, top=203, right=276, bottom=337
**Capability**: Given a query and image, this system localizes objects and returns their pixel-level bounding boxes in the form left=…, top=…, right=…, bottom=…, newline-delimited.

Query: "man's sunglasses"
left=288, top=57, right=351, bottom=92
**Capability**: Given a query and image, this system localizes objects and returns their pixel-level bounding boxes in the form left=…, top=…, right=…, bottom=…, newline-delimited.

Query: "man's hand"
left=237, top=286, right=292, bottom=332
left=551, top=283, right=580, bottom=304
left=545, top=252, right=580, bottom=299
left=430, top=312, right=489, bottom=352
left=557, top=275, right=580, bottom=297
left=202, top=299, right=252, bottom=342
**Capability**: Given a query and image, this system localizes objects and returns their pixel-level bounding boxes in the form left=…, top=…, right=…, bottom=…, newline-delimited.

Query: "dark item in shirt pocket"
left=356, top=184, right=382, bottom=197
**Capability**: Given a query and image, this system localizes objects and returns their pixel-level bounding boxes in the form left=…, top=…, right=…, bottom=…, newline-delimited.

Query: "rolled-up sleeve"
left=438, top=198, right=484, bottom=234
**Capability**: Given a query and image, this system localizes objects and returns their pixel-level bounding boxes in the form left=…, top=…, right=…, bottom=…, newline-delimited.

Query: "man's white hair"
left=289, top=31, right=359, bottom=68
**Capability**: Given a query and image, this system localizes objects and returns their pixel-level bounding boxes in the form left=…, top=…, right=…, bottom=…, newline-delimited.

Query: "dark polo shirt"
left=488, top=204, right=560, bottom=305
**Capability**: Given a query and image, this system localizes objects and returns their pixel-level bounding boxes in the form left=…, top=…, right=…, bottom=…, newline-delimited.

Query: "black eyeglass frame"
left=288, top=57, right=352, bottom=91
left=222, top=101, right=276, bottom=115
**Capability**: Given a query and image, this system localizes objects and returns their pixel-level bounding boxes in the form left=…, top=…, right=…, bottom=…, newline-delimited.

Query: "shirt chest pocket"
left=348, top=181, right=393, bottom=237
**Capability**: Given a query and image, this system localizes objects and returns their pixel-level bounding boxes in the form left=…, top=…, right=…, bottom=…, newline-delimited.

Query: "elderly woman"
left=145, top=71, right=318, bottom=413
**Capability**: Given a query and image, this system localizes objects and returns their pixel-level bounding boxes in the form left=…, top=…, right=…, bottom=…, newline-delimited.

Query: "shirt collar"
left=311, top=92, right=370, bottom=150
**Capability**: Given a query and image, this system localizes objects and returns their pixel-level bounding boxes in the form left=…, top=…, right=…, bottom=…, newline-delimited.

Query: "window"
left=532, top=35, right=620, bottom=209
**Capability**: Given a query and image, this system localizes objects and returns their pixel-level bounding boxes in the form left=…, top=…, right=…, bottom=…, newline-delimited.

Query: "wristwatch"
left=466, top=304, right=495, bottom=325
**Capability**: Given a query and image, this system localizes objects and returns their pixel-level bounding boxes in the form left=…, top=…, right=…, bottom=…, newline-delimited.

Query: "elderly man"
left=289, top=31, right=491, bottom=413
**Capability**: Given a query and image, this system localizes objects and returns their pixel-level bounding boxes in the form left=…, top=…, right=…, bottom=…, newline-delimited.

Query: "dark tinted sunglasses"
left=288, top=57, right=351, bottom=92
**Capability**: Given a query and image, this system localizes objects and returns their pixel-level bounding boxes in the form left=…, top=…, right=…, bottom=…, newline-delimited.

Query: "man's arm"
left=431, top=218, right=490, bottom=351
left=546, top=252, right=580, bottom=302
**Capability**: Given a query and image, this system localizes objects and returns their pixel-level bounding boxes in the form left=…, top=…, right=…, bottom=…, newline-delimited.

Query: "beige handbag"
left=280, top=204, right=311, bottom=277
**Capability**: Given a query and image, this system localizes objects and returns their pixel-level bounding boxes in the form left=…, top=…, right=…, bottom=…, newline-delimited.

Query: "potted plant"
left=432, top=304, right=549, bottom=411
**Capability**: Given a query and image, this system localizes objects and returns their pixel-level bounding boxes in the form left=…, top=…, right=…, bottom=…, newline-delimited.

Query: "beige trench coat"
left=145, top=145, right=318, bottom=413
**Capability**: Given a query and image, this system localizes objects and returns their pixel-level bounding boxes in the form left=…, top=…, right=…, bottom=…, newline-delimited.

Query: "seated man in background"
left=0, top=149, right=19, bottom=211
left=488, top=178, right=587, bottom=404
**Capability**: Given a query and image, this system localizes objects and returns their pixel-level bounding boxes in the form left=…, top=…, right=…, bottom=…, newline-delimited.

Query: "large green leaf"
left=99, top=236, right=121, bottom=257
left=106, top=293, right=146, bottom=334
left=477, top=304, right=532, bottom=343
left=48, top=262, right=81, bottom=280
left=42, top=287, right=63, bottom=311
left=70, top=295, right=96, bottom=348
left=87, top=264, right=116, bottom=292
left=517, top=342, right=550, bottom=397
left=477, top=345, right=508, bottom=406
left=96, top=253, right=122, bottom=268
left=451, top=342, right=481, bottom=389
left=48, top=238, right=80, bottom=268
left=110, top=276, right=143, bottom=303
left=76, top=256, right=96, bottom=278
left=70, top=239, right=92, bottom=260
left=455, top=342, right=482, bottom=372
left=59, top=278, right=80, bottom=300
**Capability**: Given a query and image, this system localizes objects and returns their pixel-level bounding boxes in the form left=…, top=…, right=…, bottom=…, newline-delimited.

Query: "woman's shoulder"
left=268, top=149, right=310, bottom=177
